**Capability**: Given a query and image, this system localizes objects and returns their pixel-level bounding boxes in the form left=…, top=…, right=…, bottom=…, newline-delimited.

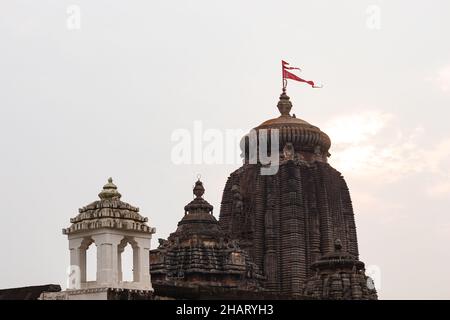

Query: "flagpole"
left=281, top=60, right=283, bottom=92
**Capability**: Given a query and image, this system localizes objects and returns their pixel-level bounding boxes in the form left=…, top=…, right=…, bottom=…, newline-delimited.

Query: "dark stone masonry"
left=150, top=179, right=264, bottom=292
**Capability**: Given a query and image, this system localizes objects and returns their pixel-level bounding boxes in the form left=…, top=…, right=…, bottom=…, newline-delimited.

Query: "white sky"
left=1, top=1, right=450, bottom=299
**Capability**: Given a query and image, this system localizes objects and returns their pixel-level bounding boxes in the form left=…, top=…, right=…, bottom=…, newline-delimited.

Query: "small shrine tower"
left=150, top=179, right=264, bottom=292
left=303, top=239, right=377, bottom=299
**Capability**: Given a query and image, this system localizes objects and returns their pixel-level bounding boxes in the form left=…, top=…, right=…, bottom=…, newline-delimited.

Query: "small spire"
left=98, top=177, right=122, bottom=200
left=184, top=178, right=213, bottom=215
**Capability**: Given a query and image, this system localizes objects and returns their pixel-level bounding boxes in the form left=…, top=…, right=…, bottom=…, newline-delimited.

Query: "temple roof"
left=183, top=179, right=214, bottom=215
left=258, top=115, right=313, bottom=127
left=62, top=178, right=154, bottom=235
left=245, top=91, right=331, bottom=156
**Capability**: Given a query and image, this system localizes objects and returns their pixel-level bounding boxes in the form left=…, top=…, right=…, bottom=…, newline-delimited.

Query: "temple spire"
left=184, top=178, right=213, bottom=215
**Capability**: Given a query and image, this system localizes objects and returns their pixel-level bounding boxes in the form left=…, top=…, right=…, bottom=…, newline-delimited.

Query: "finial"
left=334, top=239, right=342, bottom=251
left=277, top=90, right=293, bottom=116
left=98, top=177, right=122, bottom=200
left=193, top=179, right=205, bottom=199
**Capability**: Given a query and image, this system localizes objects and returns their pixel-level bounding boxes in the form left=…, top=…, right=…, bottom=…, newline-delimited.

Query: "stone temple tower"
left=219, top=91, right=374, bottom=297
left=150, top=179, right=264, bottom=293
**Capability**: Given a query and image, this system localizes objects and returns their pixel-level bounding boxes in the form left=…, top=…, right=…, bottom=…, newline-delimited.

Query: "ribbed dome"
left=257, top=115, right=312, bottom=127
left=241, top=91, right=331, bottom=160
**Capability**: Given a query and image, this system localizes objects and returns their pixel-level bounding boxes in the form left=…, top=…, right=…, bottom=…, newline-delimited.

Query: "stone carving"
left=231, top=185, right=244, bottom=212
left=283, top=142, right=295, bottom=161
left=302, top=239, right=377, bottom=300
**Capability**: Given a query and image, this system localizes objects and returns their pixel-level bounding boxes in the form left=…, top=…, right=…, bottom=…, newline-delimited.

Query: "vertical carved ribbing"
left=218, top=173, right=234, bottom=234
left=308, top=167, right=321, bottom=269
left=273, top=172, right=282, bottom=293
left=218, top=159, right=361, bottom=296
left=315, top=164, right=333, bottom=254
left=293, top=163, right=307, bottom=292
left=302, top=165, right=310, bottom=277
left=254, top=170, right=265, bottom=272
left=279, top=163, right=290, bottom=293
left=279, top=161, right=305, bottom=294
left=340, top=175, right=359, bottom=258
left=264, top=175, right=277, bottom=291
left=321, top=162, right=346, bottom=251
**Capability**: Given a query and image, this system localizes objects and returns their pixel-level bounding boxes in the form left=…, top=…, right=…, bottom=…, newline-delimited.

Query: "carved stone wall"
left=219, top=160, right=359, bottom=295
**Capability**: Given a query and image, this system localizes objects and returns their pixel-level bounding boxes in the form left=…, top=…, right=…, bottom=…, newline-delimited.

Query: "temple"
left=218, top=90, right=376, bottom=298
left=148, top=90, right=377, bottom=299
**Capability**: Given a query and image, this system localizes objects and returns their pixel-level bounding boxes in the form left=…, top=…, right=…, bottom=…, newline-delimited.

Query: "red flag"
left=282, top=60, right=321, bottom=88
left=283, top=69, right=315, bottom=87
left=282, top=60, right=301, bottom=71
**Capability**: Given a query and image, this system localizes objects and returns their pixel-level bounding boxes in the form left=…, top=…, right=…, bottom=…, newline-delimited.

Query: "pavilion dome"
left=62, top=178, right=153, bottom=235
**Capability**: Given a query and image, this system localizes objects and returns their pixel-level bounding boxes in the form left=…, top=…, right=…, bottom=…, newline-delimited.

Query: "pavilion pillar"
left=92, top=233, right=122, bottom=287
left=134, top=237, right=152, bottom=290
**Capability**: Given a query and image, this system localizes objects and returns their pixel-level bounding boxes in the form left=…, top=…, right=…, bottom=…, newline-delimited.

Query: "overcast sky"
left=1, top=1, right=450, bottom=299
